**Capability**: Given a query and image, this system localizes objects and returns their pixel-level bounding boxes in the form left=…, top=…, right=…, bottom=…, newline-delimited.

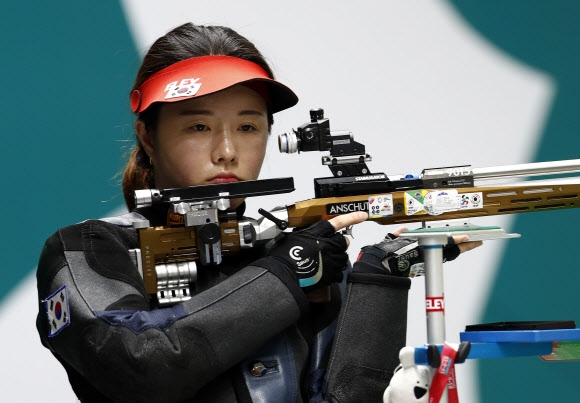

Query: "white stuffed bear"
left=383, top=346, right=431, bottom=403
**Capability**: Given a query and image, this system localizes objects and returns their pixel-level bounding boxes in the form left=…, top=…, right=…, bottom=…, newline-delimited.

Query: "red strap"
left=447, top=366, right=459, bottom=403
left=429, top=343, right=460, bottom=403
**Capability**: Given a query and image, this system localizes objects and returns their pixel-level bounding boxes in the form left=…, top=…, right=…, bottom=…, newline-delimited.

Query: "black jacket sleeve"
left=36, top=220, right=308, bottom=403
left=324, top=269, right=411, bottom=403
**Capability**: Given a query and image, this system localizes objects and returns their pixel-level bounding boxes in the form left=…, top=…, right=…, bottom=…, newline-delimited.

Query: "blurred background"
left=2, top=1, right=579, bottom=401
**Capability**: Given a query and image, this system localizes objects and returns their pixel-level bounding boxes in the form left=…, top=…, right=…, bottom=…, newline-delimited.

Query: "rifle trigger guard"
left=341, top=225, right=354, bottom=238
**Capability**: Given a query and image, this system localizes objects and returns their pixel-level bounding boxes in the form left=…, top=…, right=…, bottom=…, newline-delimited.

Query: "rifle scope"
left=278, top=108, right=332, bottom=154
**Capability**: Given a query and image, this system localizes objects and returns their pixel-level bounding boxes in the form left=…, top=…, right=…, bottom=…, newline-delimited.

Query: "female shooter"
left=35, top=22, right=480, bottom=403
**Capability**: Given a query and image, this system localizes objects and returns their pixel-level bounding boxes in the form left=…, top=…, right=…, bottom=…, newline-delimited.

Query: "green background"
left=450, top=2, right=580, bottom=400
left=1, top=1, right=138, bottom=299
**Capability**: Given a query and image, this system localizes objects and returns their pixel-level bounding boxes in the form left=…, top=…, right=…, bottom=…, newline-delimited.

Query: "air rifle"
left=131, top=108, right=580, bottom=306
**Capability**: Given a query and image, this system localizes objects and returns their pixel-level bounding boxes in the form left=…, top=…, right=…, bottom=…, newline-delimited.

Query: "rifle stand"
left=398, top=224, right=519, bottom=403
left=399, top=224, right=580, bottom=402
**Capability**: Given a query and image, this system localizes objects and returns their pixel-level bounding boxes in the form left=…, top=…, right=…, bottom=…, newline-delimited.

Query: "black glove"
left=268, top=220, right=348, bottom=288
left=355, top=233, right=461, bottom=277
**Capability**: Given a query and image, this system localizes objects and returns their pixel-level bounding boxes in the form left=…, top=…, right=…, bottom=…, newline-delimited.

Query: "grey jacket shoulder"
left=36, top=212, right=310, bottom=402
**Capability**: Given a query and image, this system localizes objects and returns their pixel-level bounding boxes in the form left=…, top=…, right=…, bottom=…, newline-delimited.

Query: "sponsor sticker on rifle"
left=459, top=192, right=483, bottom=210
left=404, top=191, right=428, bottom=216
left=404, top=190, right=483, bottom=216
left=326, top=200, right=368, bottom=215
left=368, top=194, right=394, bottom=218
left=167, top=210, right=185, bottom=226
left=423, top=190, right=460, bottom=215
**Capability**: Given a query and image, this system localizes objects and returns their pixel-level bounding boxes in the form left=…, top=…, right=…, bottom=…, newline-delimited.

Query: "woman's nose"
left=211, top=129, right=238, bottom=164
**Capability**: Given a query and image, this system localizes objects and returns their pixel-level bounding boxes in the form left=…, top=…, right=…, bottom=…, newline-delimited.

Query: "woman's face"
left=137, top=85, right=269, bottom=209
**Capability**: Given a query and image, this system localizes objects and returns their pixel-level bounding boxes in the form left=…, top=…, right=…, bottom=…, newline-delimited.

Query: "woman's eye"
left=190, top=124, right=208, bottom=132
left=239, top=124, right=256, bottom=132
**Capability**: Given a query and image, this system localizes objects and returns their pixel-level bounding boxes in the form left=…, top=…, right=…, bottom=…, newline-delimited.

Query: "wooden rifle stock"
left=292, top=179, right=580, bottom=303
left=286, top=181, right=580, bottom=227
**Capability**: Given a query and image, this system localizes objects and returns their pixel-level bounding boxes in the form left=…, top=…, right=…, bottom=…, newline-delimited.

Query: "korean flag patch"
left=164, top=78, right=201, bottom=100
left=44, top=285, right=70, bottom=337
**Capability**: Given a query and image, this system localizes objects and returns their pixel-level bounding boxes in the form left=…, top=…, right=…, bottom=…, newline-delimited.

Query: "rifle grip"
left=306, top=286, right=331, bottom=303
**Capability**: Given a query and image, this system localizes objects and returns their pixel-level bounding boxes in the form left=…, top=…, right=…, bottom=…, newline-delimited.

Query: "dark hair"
left=122, top=23, right=276, bottom=211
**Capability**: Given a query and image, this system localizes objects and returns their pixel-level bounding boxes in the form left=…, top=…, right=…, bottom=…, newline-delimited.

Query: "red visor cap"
left=131, top=55, right=298, bottom=114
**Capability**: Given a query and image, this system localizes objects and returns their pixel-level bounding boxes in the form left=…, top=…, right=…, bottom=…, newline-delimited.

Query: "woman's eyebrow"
left=178, top=109, right=213, bottom=116
left=176, top=109, right=265, bottom=117
left=238, top=110, right=266, bottom=117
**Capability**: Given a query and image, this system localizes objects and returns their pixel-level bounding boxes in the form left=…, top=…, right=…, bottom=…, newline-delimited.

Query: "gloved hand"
left=268, top=220, right=348, bottom=288
left=355, top=233, right=461, bottom=277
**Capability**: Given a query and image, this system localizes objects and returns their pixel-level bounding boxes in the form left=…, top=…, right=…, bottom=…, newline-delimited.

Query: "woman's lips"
left=209, top=174, right=239, bottom=184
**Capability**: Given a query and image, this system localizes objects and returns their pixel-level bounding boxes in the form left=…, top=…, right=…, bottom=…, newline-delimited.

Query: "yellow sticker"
left=404, top=190, right=428, bottom=216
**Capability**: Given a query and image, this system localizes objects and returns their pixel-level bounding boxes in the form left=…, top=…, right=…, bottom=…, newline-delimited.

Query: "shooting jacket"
left=36, top=205, right=411, bottom=403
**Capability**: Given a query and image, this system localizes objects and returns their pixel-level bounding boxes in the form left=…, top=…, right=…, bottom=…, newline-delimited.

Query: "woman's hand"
left=327, top=211, right=369, bottom=250
left=390, top=226, right=483, bottom=254
left=268, top=211, right=368, bottom=288
left=355, top=225, right=484, bottom=277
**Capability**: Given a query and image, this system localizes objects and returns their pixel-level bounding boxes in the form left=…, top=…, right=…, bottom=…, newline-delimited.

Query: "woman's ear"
left=135, top=120, right=155, bottom=162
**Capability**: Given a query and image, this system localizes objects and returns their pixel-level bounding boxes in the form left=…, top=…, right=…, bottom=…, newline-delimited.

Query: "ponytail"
left=122, top=143, right=154, bottom=211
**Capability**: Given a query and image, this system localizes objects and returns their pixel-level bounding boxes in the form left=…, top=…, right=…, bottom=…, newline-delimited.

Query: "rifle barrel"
left=472, top=159, right=580, bottom=180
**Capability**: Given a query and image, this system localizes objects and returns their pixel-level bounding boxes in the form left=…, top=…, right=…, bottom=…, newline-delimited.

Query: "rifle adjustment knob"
left=310, top=108, right=324, bottom=121
left=242, top=224, right=256, bottom=244
left=258, top=208, right=288, bottom=230
left=198, top=223, right=221, bottom=244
